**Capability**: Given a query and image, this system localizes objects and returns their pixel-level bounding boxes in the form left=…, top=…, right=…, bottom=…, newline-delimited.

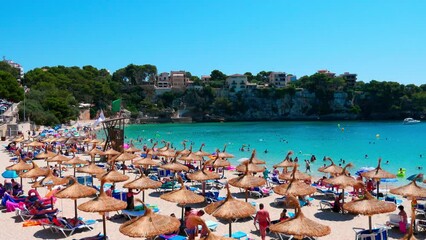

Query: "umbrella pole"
left=245, top=189, right=248, bottom=202
left=73, top=167, right=76, bottom=177
left=74, top=199, right=78, bottom=220
left=202, top=181, right=206, bottom=196
left=342, top=189, right=345, bottom=214
left=229, top=220, right=232, bottom=237
left=376, top=180, right=380, bottom=200
left=20, top=176, right=23, bottom=187
left=142, top=190, right=145, bottom=202
left=102, top=214, right=107, bottom=239
left=181, top=205, right=185, bottom=220
left=59, top=163, right=62, bottom=177
left=368, top=216, right=372, bottom=232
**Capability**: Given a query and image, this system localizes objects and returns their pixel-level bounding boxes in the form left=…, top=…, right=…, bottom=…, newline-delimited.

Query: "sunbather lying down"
left=28, top=206, right=58, bottom=215
left=50, top=215, right=84, bottom=227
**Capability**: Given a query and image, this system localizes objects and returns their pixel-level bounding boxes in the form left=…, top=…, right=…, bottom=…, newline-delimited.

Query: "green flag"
left=112, top=99, right=121, bottom=113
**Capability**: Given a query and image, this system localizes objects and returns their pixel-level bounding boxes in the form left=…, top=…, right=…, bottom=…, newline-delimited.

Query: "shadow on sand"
left=314, top=211, right=356, bottom=221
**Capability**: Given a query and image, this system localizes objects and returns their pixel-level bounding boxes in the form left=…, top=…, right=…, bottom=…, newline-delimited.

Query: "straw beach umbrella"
left=124, top=146, right=141, bottom=153
left=318, top=157, right=345, bottom=175
left=55, top=176, right=97, bottom=220
left=112, top=152, right=138, bottom=174
left=178, top=141, right=191, bottom=156
left=361, top=158, right=396, bottom=199
left=104, top=148, right=120, bottom=162
left=6, top=157, right=33, bottom=186
left=78, top=180, right=127, bottom=239
left=97, top=165, right=130, bottom=183
left=119, top=200, right=180, bottom=239
left=187, top=165, right=221, bottom=195
left=34, top=151, right=56, bottom=159
left=279, top=164, right=311, bottom=181
left=20, top=162, right=48, bottom=179
left=343, top=191, right=396, bottom=231
left=323, top=163, right=357, bottom=207
left=160, top=154, right=190, bottom=173
left=31, top=169, right=67, bottom=189
left=218, top=144, right=234, bottom=159
left=77, top=162, right=106, bottom=175
left=194, top=143, right=211, bottom=157
left=236, top=150, right=266, bottom=173
left=180, top=146, right=204, bottom=163
left=229, top=163, right=266, bottom=202
left=123, top=172, right=162, bottom=202
left=65, top=156, right=88, bottom=174
left=239, top=149, right=265, bottom=165
left=269, top=195, right=331, bottom=240
left=133, top=156, right=160, bottom=167
left=273, top=151, right=296, bottom=173
left=274, top=165, right=316, bottom=197
left=390, top=176, right=426, bottom=239
left=160, top=176, right=205, bottom=218
left=205, top=184, right=256, bottom=236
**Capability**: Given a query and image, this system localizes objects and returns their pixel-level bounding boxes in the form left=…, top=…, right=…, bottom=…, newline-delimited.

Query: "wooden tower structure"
left=102, top=117, right=126, bottom=152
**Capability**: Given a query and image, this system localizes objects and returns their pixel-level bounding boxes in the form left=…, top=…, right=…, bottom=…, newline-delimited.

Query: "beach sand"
left=0, top=137, right=424, bottom=240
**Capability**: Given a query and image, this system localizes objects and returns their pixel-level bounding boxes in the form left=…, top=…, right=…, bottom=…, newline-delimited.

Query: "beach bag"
left=399, top=221, right=407, bottom=233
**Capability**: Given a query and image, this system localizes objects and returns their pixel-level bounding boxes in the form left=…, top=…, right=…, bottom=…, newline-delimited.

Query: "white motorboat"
left=403, top=118, right=420, bottom=124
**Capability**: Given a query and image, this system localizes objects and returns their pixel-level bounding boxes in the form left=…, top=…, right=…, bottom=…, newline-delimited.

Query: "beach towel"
left=22, top=218, right=50, bottom=227
left=399, top=221, right=407, bottom=233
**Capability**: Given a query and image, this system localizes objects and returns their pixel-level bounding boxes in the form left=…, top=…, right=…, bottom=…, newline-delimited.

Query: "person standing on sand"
left=254, top=203, right=270, bottom=240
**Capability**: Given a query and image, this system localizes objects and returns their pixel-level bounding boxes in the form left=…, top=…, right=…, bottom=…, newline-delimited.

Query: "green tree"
left=0, top=61, right=20, bottom=79
left=0, top=71, right=24, bottom=102
left=210, top=70, right=227, bottom=81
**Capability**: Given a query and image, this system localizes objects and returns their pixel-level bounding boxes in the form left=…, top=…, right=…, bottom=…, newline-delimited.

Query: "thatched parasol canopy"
left=343, top=191, right=396, bottom=231
left=160, top=157, right=189, bottom=172
left=187, top=167, right=221, bottom=182
left=229, top=163, right=266, bottom=202
left=205, top=184, right=256, bottom=236
left=204, top=153, right=230, bottom=168
left=193, top=143, right=211, bottom=157
left=89, top=139, right=101, bottom=144
left=179, top=149, right=204, bottom=162
left=318, top=157, right=345, bottom=174
left=65, top=156, right=88, bottom=166
left=87, top=148, right=105, bottom=156
left=269, top=195, right=331, bottom=239
left=77, top=162, right=106, bottom=175
left=361, top=158, right=396, bottom=179
left=97, top=168, right=130, bottom=183
left=20, top=162, right=48, bottom=178
left=46, top=154, right=70, bottom=163
left=119, top=201, right=180, bottom=238
left=279, top=168, right=311, bottom=181
left=323, top=163, right=357, bottom=187
left=55, top=176, right=97, bottom=199
left=218, top=144, right=234, bottom=159
left=31, top=169, right=67, bottom=188
left=390, top=177, right=426, bottom=198
left=157, top=142, right=176, bottom=157
left=239, top=149, right=265, bottom=165
left=133, top=156, right=160, bottom=167
left=27, top=141, right=45, bottom=148
left=35, top=151, right=57, bottom=159
left=124, top=146, right=141, bottom=153
left=273, top=151, right=296, bottom=170
left=178, top=141, right=191, bottom=156
left=274, top=166, right=316, bottom=197
left=113, top=152, right=138, bottom=162
left=78, top=180, right=127, bottom=238
left=160, top=176, right=204, bottom=205
left=236, top=150, right=266, bottom=173
left=6, top=157, right=32, bottom=171
left=123, top=173, right=162, bottom=190
left=104, top=148, right=120, bottom=156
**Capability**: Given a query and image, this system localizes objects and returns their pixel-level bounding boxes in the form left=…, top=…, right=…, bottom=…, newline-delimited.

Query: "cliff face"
left=221, top=90, right=358, bottom=121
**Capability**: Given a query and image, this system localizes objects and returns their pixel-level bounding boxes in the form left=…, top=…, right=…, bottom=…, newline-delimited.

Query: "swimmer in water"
left=418, top=166, right=423, bottom=170
left=264, top=149, right=268, bottom=154
left=385, top=160, right=389, bottom=164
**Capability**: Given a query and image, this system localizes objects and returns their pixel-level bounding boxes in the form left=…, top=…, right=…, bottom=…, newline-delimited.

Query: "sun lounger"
left=415, top=203, right=426, bottom=217
left=44, top=217, right=96, bottom=237
left=223, top=231, right=248, bottom=239
left=416, top=219, right=426, bottom=232
left=319, top=200, right=334, bottom=211
left=353, top=227, right=388, bottom=240
left=386, top=214, right=410, bottom=229
left=158, top=234, right=187, bottom=240
left=122, top=205, right=159, bottom=219
left=16, top=206, right=59, bottom=222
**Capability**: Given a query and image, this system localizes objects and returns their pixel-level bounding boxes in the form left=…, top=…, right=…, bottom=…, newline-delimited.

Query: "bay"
left=104, top=121, right=425, bottom=184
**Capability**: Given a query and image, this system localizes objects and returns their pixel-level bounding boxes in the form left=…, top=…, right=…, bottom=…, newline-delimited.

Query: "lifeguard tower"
left=101, top=117, right=126, bottom=152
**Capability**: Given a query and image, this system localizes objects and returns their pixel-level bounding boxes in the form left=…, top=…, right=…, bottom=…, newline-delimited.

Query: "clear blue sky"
left=2, top=0, right=426, bottom=85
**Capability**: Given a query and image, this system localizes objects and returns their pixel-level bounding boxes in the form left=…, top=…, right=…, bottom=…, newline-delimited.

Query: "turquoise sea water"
left=103, top=121, right=426, bottom=184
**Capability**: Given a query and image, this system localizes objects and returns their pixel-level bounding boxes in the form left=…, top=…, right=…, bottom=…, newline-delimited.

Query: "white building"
left=226, top=74, right=248, bottom=92
left=2, top=57, right=24, bottom=81
left=269, top=72, right=287, bottom=88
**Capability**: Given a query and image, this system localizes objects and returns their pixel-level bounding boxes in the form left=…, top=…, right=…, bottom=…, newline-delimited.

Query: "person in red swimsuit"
left=254, top=203, right=270, bottom=240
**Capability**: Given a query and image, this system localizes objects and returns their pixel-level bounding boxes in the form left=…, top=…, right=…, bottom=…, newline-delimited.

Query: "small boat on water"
left=403, top=118, right=420, bottom=124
